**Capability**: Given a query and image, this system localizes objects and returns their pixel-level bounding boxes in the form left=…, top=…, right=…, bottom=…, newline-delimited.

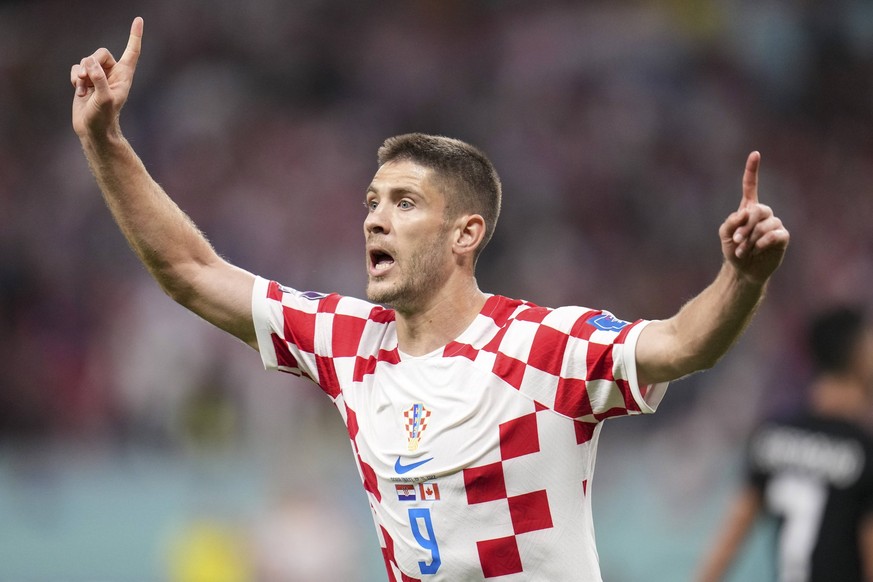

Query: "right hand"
left=71, top=17, right=143, bottom=139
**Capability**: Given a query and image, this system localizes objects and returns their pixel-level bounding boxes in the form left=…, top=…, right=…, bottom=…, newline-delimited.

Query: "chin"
left=366, top=281, right=395, bottom=306
left=368, top=282, right=418, bottom=312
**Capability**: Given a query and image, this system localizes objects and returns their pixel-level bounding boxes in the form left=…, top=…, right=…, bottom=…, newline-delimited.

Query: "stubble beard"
left=366, top=229, right=451, bottom=314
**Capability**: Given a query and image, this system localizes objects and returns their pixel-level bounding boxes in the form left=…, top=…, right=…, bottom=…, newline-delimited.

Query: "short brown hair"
left=377, top=133, right=502, bottom=259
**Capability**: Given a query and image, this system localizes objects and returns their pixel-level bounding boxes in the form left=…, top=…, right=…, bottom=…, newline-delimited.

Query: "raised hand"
left=71, top=17, right=143, bottom=139
left=719, top=152, right=790, bottom=285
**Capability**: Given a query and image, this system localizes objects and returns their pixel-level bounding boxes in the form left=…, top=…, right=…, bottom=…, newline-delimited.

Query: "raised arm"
left=71, top=18, right=257, bottom=348
left=636, top=152, right=789, bottom=385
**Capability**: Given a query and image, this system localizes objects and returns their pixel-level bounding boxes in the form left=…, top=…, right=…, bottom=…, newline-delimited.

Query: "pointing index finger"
left=119, top=16, right=143, bottom=67
left=741, top=150, right=760, bottom=208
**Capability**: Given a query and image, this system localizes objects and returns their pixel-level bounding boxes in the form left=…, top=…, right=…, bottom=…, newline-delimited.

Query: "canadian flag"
left=419, top=482, right=440, bottom=501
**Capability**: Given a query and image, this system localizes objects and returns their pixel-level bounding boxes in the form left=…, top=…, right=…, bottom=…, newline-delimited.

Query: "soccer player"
left=697, top=306, right=873, bottom=582
left=71, top=18, right=789, bottom=581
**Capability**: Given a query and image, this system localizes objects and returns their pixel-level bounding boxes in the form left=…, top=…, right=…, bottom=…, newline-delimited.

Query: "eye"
left=364, top=199, right=378, bottom=212
left=398, top=199, right=413, bottom=210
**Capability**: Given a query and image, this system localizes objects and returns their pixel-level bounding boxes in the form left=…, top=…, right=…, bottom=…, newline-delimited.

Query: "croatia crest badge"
left=403, top=403, right=431, bottom=452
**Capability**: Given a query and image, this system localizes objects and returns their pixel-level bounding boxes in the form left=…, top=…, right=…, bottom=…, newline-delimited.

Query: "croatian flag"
left=395, top=484, right=417, bottom=501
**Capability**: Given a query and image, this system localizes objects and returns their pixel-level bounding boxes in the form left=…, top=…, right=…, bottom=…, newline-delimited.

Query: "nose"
left=364, top=202, right=389, bottom=235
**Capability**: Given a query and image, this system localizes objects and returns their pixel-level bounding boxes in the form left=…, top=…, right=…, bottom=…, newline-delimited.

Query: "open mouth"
left=369, top=249, right=395, bottom=273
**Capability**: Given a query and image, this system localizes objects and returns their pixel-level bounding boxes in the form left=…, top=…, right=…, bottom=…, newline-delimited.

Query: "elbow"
left=149, top=259, right=205, bottom=309
left=162, top=277, right=196, bottom=307
left=676, top=348, right=725, bottom=379
left=692, top=352, right=723, bottom=374
left=655, top=348, right=723, bottom=383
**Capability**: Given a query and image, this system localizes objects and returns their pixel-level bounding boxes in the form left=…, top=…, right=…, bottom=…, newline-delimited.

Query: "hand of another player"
left=71, top=17, right=143, bottom=139
left=719, top=152, right=790, bottom=285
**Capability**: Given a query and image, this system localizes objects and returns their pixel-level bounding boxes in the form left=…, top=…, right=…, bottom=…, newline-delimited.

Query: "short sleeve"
left=497, top=305, right=669, bottom=422
left=251, top=276, right=324, bottom=380
left=561, top=311, right=669, bottom=418
left=620, top=319, right=669, bottom=414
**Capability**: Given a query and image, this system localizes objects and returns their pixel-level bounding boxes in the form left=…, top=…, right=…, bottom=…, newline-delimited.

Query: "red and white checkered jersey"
left=252, top=276, right=669, bottom=581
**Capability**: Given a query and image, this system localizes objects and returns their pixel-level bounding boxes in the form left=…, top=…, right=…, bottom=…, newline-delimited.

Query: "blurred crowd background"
left=2, top=0, right=872, bottom=580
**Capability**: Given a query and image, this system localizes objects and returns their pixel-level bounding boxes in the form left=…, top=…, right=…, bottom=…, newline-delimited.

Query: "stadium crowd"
left=1, top=0, right=872, bottom=579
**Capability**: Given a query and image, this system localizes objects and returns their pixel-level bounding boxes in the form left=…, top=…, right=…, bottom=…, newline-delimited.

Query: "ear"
left=452, top=214, right=486, bottom=259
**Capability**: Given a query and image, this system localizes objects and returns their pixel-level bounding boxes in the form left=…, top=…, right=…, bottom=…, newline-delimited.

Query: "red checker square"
left=477, top=536, right=523, bottom=578
left=282, top=306, right=316, bottom=354
left=594, top=406, right=629, bottom=422
left=369, top=305, right=396, bottom=324
left=266, top=280, right=284, bottom=301
left=586, top=342, right=615, bottom=381
left=481, top=326, right=509, bottom=354
left=378, top=348, right=401, bottom=365
left=319, top=293, right=341, bottom=313
left=514, top=306, right=550, bottom=324
left=508, top=489, right=553, bottom=534
left=569, top=310, right=599, bottom=339
left=381, top=550, right=395, bottom=582
left=444, top=341, right=479, bottom=361
left=463, top=462, right=507, bottom=505
left=353, top=355, right=378, bottom=382
left=382, top=548, right=397, bottom=582
left=271, top=333, right=299, bottom=370
left=554, top=377, right=593, bottom=419
left=483, top=296, right=521, bottom=327
left=331, top=314, right=367, bottom=357
left=573, top=420, right=597, bottom=445
left=615, top=321, right=635, bottom=343
left=617, top=378, right=639, bottom=412
left=359, top=456, right=381, bottom=503
left=380, top=526, right=400, bottom=582
left=492, top=352, right=526, bottom=390
left=499, top=413, right=540, bottom=460
left=381, top=525, right=395, bottom=559
left=315, top=355, right=341, bottom=399
left=526, top=325, right=569, bottom=373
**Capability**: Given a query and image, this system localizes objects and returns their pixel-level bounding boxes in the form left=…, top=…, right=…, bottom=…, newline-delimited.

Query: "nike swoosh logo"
left=394, top=456, right=434, bottom=474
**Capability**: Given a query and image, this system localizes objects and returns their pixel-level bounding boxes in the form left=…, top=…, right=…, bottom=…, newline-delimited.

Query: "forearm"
left=81, top=129, right=220, bottom=303
left=638, top=262, right=766, bottom=384
left=696, top=487, right=761, bottom=582
left=673, top=261, right=765, bottom=369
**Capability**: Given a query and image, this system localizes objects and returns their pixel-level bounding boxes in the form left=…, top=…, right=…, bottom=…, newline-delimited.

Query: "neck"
left=394, top=278, right=487, bottom=356
left=809, top=373, right=871, bottom=421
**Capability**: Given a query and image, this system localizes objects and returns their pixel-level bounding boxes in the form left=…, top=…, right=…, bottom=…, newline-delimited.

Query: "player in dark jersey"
left=698, top=306, right=873, bottom=582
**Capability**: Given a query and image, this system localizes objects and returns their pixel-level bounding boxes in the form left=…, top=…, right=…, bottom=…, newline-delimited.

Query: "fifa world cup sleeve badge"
left=403, top=403, right=432, bottom=452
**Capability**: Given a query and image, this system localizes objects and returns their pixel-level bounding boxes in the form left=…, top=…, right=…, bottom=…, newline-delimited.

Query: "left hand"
left=719, top=152, right=790, bottom=285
